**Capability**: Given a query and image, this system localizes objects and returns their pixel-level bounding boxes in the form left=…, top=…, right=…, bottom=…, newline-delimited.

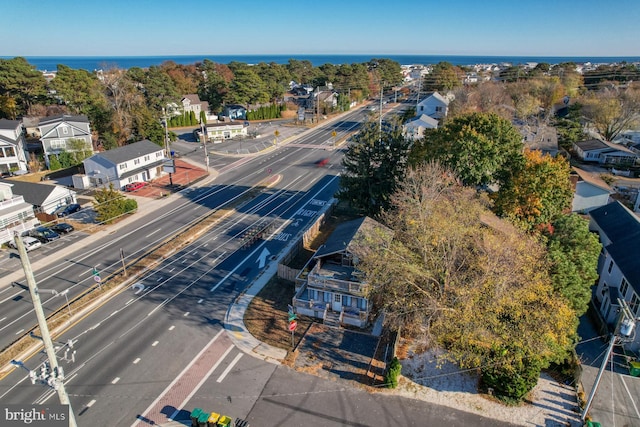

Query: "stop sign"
left=288, top=320, right=298, bottom=331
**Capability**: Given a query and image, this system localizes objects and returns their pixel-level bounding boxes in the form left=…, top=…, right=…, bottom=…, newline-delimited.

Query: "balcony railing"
left=307, top=272, right=368, bottom=295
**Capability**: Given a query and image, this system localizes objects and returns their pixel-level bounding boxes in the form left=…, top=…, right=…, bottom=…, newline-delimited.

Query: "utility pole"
left=581, top=298, right=637, bottom=423
left=161, top=108, right=173, bottom=186
left=379, top=82, right=384, bottom=142
left=14, top=233, right=78, bottom=427
left=200, top=121, right=209, bottom=174
left=416, top=76, right=422, bottom=111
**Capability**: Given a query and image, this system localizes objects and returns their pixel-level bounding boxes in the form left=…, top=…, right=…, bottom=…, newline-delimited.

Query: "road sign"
left=288, top=312, right=297, bottom=321
left=288, top=320, right=298, bottom=331
left=94, top=275, right=102, bottom=283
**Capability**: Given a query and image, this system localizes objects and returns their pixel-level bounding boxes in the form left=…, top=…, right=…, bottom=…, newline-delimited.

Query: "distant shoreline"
left=3, top=54, right=640, bottom=71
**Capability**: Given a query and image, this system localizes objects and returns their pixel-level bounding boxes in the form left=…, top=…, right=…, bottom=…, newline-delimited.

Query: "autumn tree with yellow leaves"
left=362, top=163, right=576, bottom=402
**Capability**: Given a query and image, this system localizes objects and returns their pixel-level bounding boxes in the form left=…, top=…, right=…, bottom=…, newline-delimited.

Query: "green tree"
left=48, top=154, right=62, bottom=171
left=492, top=149, right=573, bottom=231
left=0, top=57, right=47, bottom=115
left=423, top=62, right=463, bottom=92
left=413, top=112, right=524, bottom=187
left=93, top=183, right=137, bottom=224
left=336, top=119, right=411, bottom=217
left=228, top=67, right=269, bottom=106
left=198, top=59, right=231, bottom=113
left=545, top=214, right=601, bottom=315
left=49, top=65, right=107, bottom=116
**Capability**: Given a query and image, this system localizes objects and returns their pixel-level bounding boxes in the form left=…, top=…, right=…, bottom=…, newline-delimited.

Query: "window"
left=631, top=293, right=640, bottom=316
left=621, top=278, right=629, bottom=297
left=358, top=299, right=367, bottom=310
left=156, top=152, right=162, bottom=158
left=334, top=294, right=341, bottom=302
left=134, top=159, right=140, bottom=165
left=342, top=296, right=352, bottom=307
left=4, top=147, right=15, bottom=157
left=607, top=260, right=614, bottom=274
left=435, top=106, right=443, bottom=112
left=119, top=163, right=127, bottom=170
left=144, top=155, right=150, bottom=161
left=50, top=140, right=66, bottom=149
left=323, top=292, right=331, bottom=303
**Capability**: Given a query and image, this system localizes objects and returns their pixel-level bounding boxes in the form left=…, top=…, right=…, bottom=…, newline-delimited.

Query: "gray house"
left=83, top=139, right=166, bottom=189
left=292, top=217, right=393, bottom=329
left=38, top=114, right=93, bottom=168
left=590, top=201, right=640, bottom=351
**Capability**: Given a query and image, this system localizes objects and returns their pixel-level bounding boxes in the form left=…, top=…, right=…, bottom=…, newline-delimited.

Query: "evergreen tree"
left=48, top=155, right=62, bottom=171
left=336, top=119, right=411, bottom=217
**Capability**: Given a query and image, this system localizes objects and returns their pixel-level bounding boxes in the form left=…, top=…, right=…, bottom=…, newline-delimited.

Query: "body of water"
left=3, top=54, right=640, bottom=71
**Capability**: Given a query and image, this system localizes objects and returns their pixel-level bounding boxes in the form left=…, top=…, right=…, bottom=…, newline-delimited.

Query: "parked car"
left=28, top=226, right=60, bottom=243
left=124, top=182, right=146, bottom=192
left=55, top=203, right=81, bottom=217
left=9, top=236, right=42, bottom=251
left=50, top=222, right=74, bottom=234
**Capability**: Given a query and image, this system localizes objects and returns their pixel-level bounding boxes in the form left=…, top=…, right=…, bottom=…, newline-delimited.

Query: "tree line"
left=0, top=57, right=404, bottom=151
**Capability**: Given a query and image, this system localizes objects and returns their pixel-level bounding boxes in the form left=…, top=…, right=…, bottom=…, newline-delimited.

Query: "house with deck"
left=38, top=115, right=93, bottom=168
left=0, top=179, right=77, bottom=215
left=292, top=217, right=393, bottom=328
left=0, top=181, right=39, bottom=245
left=416, top=91, right=450, bottom=120
left=573, top=139, right=638, bottom=166
left=0, top=119, right=29, bottom=175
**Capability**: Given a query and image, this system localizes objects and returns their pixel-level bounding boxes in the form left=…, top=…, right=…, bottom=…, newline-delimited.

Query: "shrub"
left=481, top=358, right=543, bottom=403
left=385, top=357, right=402, bottom=389
left=123, top=198, right=138, bottom=214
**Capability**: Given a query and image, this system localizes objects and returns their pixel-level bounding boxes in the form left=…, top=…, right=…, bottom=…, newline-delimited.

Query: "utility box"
left=629, top=361, right=640, bottom=377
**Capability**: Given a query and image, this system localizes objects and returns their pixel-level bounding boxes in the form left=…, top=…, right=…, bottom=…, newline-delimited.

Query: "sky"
left=2, top=0, right=639, bottom=57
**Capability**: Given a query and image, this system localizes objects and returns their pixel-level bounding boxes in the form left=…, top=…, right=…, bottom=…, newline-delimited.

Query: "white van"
left=9, top=236, right=42, bottom=252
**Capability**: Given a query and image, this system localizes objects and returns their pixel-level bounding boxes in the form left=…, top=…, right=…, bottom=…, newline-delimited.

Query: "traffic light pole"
left=14, top=233, right=78, bottom=427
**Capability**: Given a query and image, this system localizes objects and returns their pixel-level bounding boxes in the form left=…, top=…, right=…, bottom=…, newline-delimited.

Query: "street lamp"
left=41, top=288, right=72, bottom=318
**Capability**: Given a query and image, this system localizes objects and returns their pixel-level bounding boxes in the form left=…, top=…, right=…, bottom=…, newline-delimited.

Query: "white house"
left=38, top=115, right=93, bottom=168
left=573, top=139, right=638, bottom=165
left=403, top=114, right=439, bottom=140
left=0, top=181, right=39, bottom=245
left=0, top=119, right=29, bottom=175
left=570, top=167, right=612, bottom=213
left=83, top=139, right=166, bottom=189
left=292, top=217, right=393, bottom=329
left=0, top=178, right=77, bottom=215
left=204, top=121, right=247, bottom=142
left=416, top=92, right=450, bottom=120
left=589, top=201, right=640, bottom=351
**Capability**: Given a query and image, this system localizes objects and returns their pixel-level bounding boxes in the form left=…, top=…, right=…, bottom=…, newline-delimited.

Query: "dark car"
left=50, top=223, right=74, bottom=234
left=29, top=226, right=60, bottom=243
left=55, top=203, right=81, bottom=217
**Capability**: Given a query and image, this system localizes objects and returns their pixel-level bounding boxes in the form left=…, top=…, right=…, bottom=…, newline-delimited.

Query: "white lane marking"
left=147, top=298, right=170, bottom=316
left=134, top=330, right=225, bottom=427
left=152, top=341, right=159, bottom=347
left=168, top=325, right=175, bottom=331
left=197, top=299, right=203, bottom=304
left=86, top=399, right=96, bottom=407
left=125, top=299, right=134, bottom=306
left=133, top=358, right=141, bottom=364
left=0, top=317, right=6, bottom=322
left=0, top=290, right=26, bottom=305
left=216, top=353, right=243, bottom=383
left=168, top=344, right=234, bottom=422
left=183, top=312, right=190, bottom=317
left=169, top=267, right=175, bottom=272
left=146, top=228, right=162, bottom=238
left=181, top=259, right=187, bottom=264
left=110, top=310, right=119, bottom=317
left=156, top=277, right=163, bottom=282
left=620, top=375, right=640, bottom=419
left=111, top=377, right=120, bottom=384
left=15, top=329, right=23, bottom=335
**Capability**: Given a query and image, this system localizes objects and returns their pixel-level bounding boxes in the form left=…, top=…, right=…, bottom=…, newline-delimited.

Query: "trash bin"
left=197, top=411, right=210, bottom=427
left=217, top=415, right=232, bottom=427
left=207, top=412, right=220, bottom=427
left=586, top=421, right=602, bottom=427
left=630, top=361, right=640, bottom=377
left=190, top=408, right=203, bottom=427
